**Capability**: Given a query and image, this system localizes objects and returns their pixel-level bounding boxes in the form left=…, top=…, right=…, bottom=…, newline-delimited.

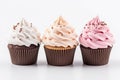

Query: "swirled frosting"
left=9, top=19, right=41, bottom=47
left=42, top=16, right=78, bottom=48
left=80, top=16, right=114, bottom=49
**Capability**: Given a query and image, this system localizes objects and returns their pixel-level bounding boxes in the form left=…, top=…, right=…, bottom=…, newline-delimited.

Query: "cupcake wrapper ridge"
left=44, top=46, right=76, bottom=66
left=80, top=45, right=112, bottom=66
left=8, top=44, right=40, bottom=65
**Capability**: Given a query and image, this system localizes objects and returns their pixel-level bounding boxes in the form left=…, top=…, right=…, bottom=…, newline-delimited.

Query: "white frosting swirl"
left=42, top=16, right=78, bottom=48
left=9, top=19, right=41, bottom=47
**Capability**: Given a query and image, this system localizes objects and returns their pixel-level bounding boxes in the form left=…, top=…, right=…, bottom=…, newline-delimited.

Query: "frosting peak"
left=20, top=18, right=32, bottom=27
left=9, top=19, right=41, bottom=47
left=53, top=16, right=68, bottom=26
left=88, top=16, right=100, bottom=25
left=86, top=16, right=107, bottom=30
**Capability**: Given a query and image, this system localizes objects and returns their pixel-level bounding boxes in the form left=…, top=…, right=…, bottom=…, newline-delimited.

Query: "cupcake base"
left=80, top=45, right=112, bottom=66
left=44, top=45, right=76, bottom=66
left=8, top=44, right=40, bottom=65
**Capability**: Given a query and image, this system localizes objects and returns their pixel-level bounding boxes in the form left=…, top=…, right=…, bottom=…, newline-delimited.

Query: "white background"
left=0, top=0, right=120, bottom=80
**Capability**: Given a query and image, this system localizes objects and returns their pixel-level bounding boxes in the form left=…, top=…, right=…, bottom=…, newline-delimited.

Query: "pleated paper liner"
left=44, top=45, right=76, bottom=66
left=80, top=45, right=112, bottom=66
left=8, top=44, right=40, bottom=65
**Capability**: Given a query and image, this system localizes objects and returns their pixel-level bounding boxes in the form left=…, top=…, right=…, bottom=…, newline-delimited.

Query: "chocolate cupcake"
left=79, top=16, right=114, bottom=65
left=42, top=16, right=78, bottom=66
left=8, top=19, right=41, bottom=65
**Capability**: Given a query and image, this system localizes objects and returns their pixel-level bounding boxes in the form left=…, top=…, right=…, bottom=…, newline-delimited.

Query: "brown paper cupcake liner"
left=8, top=44, right=40, bottom=65
left=80, top=45, right=112, bottom=66
left=44, top=46, right=76, bottom=66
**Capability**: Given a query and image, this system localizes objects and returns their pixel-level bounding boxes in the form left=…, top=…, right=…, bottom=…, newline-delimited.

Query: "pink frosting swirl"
left=79, top=16, right=114, bottom=49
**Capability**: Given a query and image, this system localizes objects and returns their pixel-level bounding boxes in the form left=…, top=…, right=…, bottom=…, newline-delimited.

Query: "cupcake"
left=8, top=19, right=41, bottom=65
left=79, top=16, right=114, bottom=65
left=42, top=16, right=78, bottom=66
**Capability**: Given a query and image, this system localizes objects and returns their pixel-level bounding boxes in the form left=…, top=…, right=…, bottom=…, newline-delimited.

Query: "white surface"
left=0, top=0, right=120, bottom=80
